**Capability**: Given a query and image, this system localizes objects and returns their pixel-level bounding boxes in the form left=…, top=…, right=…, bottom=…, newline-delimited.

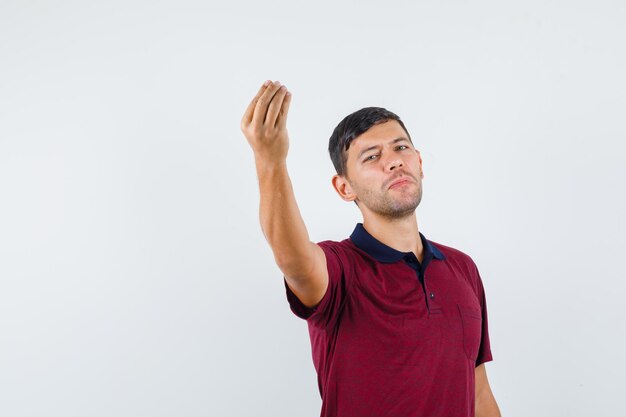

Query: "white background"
left=1, top=1, right=625, bottom=416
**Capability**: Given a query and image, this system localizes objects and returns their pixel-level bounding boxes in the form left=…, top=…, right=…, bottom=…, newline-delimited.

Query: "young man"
left=240, top=80, right=502, bottom=417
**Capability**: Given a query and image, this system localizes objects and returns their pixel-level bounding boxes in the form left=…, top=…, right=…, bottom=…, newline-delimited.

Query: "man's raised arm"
left=239, top=80, right=328, bottom=308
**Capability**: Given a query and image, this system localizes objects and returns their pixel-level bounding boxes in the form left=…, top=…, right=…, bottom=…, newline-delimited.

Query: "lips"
left=388, top=177, right=413, bottom=189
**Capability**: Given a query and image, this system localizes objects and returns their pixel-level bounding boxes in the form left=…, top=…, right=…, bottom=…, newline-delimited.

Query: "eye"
left=363, top=145, right=408, bottom=163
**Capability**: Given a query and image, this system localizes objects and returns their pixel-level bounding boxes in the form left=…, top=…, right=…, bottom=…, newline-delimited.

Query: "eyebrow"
left=357, top=137, right=411, bottom=159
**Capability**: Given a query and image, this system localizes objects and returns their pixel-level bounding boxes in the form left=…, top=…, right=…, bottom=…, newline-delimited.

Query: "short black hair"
left=328, top=106, right=412, bottom=178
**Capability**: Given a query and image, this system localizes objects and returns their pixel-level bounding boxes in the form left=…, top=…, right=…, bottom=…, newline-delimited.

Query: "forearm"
left=255, top=157, right=314, bottom=274
left=475, top=390, right=502, bottom=417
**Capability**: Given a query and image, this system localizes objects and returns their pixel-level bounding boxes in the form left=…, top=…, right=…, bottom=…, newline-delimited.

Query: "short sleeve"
left=283, top=240, right=351, bottom=328
left=474, top=264, right=494, bottom=367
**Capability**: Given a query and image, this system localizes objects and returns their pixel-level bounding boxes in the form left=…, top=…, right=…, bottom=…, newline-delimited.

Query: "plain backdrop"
left=1, top=0, right=625, bottom=416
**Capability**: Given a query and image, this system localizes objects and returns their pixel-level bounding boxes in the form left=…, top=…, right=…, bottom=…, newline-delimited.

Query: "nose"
left=384, top=156, right=403, bottom=172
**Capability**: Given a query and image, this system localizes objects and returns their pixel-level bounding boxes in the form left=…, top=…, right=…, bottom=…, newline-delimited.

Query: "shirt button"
left=430, top=293, right=435, bottom=299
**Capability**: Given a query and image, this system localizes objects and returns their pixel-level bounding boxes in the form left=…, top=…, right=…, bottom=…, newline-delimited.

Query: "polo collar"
left=349, top=222, right=445, bottom=263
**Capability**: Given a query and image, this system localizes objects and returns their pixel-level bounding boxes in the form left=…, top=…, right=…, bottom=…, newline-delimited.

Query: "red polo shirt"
left=284, top=223, right=493, bottom=417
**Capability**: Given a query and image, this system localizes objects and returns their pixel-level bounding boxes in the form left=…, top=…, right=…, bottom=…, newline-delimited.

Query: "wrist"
left=254, top=155, right=288, bottom=171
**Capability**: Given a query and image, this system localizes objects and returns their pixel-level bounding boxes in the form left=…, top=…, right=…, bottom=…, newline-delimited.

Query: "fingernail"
left=264, top=80, right=271, bottom=86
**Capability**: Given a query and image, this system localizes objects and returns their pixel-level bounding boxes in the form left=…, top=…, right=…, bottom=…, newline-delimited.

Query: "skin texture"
left=475, top=363, right=502, bottom=416
left=240, top=80, right=328, bottom=308
left=340, top=127, right=423, bottom=219
left=240, top=80, right=291, bottom=162
left=241, top=81, right=501, bottom=416
left=331, top=120, right=428, bottom=262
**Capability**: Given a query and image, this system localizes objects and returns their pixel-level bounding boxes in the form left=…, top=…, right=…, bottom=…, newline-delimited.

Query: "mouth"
left=388, top=178, right=413, bottom=189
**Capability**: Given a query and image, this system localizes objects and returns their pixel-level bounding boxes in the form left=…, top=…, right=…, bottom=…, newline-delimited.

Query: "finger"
left=275, top=89, right=291, bottom=129
left=241, top=80, right=270, bottom=127
left=252, top=81, right=284, bottom=127
left=266, top=85, right=288, bottom=127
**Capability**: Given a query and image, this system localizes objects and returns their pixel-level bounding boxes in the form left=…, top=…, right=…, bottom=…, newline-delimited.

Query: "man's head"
left=328, top=107, right=424, bottom=220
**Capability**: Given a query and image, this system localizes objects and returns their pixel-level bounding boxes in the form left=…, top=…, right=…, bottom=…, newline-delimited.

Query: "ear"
left=332, top=174, right=358, bottom=203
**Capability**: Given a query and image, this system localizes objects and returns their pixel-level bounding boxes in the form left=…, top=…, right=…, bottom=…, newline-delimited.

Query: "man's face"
left=334, top=120, right=424, bottom=220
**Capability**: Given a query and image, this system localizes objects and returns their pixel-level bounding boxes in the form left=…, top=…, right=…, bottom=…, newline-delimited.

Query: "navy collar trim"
left=349, top=222, right=446, bottom=263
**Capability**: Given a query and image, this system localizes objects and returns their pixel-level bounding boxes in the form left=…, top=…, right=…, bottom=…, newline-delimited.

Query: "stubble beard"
left=355, top=180, right=423, bottom=221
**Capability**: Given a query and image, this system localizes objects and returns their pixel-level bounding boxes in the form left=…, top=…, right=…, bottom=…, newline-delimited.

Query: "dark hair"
left=328, top=107, right=412, bottom=178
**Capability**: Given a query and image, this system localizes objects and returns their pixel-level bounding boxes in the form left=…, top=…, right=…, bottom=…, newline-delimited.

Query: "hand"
left=240, top=80, right=292, bottom=163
